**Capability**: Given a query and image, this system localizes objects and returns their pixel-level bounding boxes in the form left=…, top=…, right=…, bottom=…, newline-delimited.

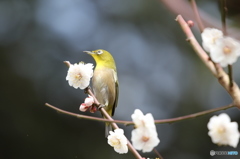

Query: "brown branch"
left=45, top=103, right=127, bottom=123
left=64, top=61, right=71, bottom=67
left=228, top=65, right=233, bottom=87
left=176, top=15, right=240, bottom=109
left=154, top=103, right=235, bottom=124
left=219, top=0, right=233, bottom=88
left=154, top=148, right=164, bottom=159
left=45, top=102, right=235, bottom=125
left=190, top=0, right=204, bottom=32
left=220, top=0, right=227, bottom=35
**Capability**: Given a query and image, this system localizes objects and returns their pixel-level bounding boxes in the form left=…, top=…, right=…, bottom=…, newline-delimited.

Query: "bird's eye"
left=97, top=50, right=103, bottom=54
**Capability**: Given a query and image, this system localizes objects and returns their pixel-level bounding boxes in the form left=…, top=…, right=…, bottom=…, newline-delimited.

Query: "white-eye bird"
left=84, top=49, right=119, bottom=137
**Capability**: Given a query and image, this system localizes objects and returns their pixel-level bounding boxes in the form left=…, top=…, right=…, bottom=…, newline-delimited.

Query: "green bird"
left=84, top=49, right=119, bottom=137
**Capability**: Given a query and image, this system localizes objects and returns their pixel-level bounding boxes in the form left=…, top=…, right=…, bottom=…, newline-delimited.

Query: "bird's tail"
left=105, top=122, right=112, bottom=137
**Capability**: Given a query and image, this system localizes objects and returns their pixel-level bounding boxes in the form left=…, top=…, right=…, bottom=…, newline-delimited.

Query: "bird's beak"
left=83, top=51, right=94, bottom=54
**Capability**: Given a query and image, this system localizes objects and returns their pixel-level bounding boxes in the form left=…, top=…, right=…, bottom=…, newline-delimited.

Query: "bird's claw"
left=98, top=104, right=106, bottom=110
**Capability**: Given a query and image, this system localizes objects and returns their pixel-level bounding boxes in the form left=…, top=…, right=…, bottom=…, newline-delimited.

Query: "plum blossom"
left=107, top=129, right=128, bottom=154
left=201, top=28, right=223, bottom=52
left=131, top=109, right=160, bottom=152
left=207, top=113, right=240, bottom=148
left=66, top=62, right=93, bottom=89
left=209, top=37, right=240, bottom=67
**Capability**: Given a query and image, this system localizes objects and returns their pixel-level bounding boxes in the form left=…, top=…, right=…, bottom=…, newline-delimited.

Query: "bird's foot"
left=98, top=104, right=106, bottom=110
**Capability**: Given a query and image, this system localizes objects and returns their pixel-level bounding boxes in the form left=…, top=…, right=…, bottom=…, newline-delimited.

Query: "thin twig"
left=45, top=102, right=235, bottom=125
left=154, top=148, right=164, bottom=159
left=228, top=65, right=233, bottom=87
left=190, top=0, right=204, bottom=32
left=64, top=61, right=71, bottom=67
left=220, top=0, right=227, bottom=35
left=219, top=0, right=233, bottom=88
left=155, top=103, right=235, bottom=124
left=45, top=103, right=128, bottom=123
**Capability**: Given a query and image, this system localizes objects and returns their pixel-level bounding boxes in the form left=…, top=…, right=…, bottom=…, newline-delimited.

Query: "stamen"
left=112, top=138, right=120, bottom=146
left=223, top=46, right=232, bottom=55
left=75, top=73, right=82, bottom=79
left=142, top=136, right=149, bottom=142
left=217, top=126, right=225, bottom=134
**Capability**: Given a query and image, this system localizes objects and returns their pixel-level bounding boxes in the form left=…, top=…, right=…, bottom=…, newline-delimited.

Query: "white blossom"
left=210, top=37, right=240, bottom=67
left=207, top=113, right=240, bottom=148
left=66, top=62, right=93, bottom=89
left=201, top=28, right=223, bottom=52
left=131, top=127, right=160, bottom=152
left=131, top=109, right=160, bottom=152
left=107, top=129, right=128, bottom=154
left=131, top=109, right=156, bottom=129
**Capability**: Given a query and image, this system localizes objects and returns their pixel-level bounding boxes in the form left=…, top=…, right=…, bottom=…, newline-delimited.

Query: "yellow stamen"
left=223, top=46, right=232, bottom=55
left=217, top=126, right=225, bottom=134
left=111, top=138, right=120, bottom=146
left=142, top=136, right=149, bottom=142
left=75, top=73, right=82, bottom=79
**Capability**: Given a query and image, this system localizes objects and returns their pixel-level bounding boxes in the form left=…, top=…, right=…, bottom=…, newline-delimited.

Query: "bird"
left=84, top=49, right=119, bottom=137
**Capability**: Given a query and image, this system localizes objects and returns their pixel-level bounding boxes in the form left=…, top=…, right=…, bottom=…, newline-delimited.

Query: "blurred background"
left=1, top=0, right=240, bottom=158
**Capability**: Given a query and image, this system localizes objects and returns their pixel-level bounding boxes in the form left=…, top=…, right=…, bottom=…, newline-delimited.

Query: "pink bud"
left=89, top=105, right=97, bottom=113
left=187, top=20, right=194, bottom=27
left=79, top=103, right=90, bottom=112
left=84, top=95, right=94, bottom=106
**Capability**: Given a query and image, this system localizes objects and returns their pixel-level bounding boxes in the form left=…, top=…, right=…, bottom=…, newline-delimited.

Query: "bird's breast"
left=92, top=68, right=116, bottom=108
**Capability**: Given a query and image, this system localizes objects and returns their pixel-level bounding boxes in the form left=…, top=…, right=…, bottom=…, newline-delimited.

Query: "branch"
left=176, top=15, right=240, bottom=109
left=154, top=148, right=164, bottom=159
left=45, top=102, right=235, bottom=125
left=228, top=65, right=233, bottom=87
left=190, top=0, right=204, bottom=32
left=220, top=0, right=227, bottom=35
left=45, top=103, right=124, bottom=123
left=154, top=103, right=235, bottom=124
left=64, top=61, right=71, bottom=67
left=219, top=0, right=233, bottom=88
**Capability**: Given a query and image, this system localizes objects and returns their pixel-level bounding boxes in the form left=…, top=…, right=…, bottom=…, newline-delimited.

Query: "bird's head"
left=84, top=49, right=116, bottom=69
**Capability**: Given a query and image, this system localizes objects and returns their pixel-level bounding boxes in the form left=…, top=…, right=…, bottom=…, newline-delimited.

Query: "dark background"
left=1, top=0, right=240, bottom=158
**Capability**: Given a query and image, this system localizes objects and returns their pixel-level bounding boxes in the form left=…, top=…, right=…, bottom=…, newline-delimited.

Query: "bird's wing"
left=111, top=70, right=118, bottom=116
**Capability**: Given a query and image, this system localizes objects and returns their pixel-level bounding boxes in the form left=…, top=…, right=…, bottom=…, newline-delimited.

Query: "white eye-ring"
left=97, top=50, right=103, bottom=54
